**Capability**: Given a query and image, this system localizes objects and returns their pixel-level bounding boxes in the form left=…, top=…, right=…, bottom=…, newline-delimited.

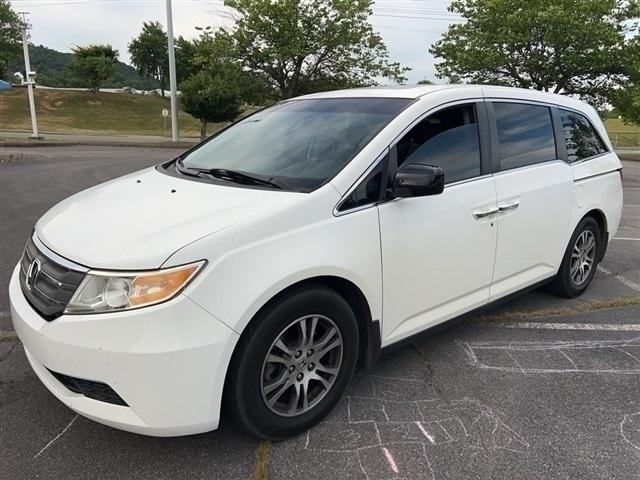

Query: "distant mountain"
left=8, top=44, right=159, bottom=90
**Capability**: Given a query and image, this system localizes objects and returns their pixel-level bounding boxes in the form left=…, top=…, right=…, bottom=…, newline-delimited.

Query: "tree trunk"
left=200, top=120, right=208, bottom=141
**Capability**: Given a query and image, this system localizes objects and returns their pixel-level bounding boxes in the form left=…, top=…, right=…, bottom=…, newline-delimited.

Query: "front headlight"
left=65, top=261, right=205, bottom=314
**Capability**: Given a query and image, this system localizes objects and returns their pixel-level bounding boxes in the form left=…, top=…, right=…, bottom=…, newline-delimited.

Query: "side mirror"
left=392, top=163, right=445, bottom=198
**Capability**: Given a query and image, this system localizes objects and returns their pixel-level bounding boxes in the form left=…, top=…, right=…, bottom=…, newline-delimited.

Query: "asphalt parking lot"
left=1, top=146, right=639, bottom=479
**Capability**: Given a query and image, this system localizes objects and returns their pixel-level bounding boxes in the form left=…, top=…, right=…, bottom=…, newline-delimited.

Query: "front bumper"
left=9, top=266, right=239, bottom=436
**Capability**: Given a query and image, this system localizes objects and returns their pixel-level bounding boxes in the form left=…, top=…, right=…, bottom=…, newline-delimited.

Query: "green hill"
left=7, top=44, right=157, bottom=90
left=1, top=88, right=202, bottom=136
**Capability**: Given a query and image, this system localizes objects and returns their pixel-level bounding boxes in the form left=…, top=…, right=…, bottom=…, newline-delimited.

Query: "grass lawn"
left=2, top=88, right=639, bottom=146
left=1, top=88, right=206, bottom=137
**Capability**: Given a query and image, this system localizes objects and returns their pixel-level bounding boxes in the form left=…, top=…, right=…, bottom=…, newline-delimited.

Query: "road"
left=1, top=146, right=639, bottom=479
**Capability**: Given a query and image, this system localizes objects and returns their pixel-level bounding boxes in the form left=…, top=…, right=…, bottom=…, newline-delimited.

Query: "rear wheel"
left=226, top=285, right=359, bottom=440
left=548, top=217, right=602, bottom=298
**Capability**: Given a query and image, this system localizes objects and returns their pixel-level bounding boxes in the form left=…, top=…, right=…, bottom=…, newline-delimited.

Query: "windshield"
left=177, top=97, right=412, bottom=192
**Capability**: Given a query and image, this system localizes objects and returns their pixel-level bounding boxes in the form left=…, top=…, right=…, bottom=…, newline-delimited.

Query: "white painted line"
left=613, top=237, right=640, bottom=241
left=501, top=322, right=640, bottom=331
left=33, top=415, right=78, bottom=459
left=597, top=265, right=640, bottom=292
left=382, top=447, right=399, bottom=474
left=416, top=422, right=436, bottom=444
left=616, top=275, right=640, bottom=292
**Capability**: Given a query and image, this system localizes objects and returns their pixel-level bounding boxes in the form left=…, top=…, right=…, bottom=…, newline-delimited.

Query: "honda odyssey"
left=9, top=85, right=623, bottom=439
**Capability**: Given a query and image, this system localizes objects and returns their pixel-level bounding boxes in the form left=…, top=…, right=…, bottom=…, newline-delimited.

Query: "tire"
left=225, top=284, right=359, bottom=440
left=548, top=216, right=602, bottom=298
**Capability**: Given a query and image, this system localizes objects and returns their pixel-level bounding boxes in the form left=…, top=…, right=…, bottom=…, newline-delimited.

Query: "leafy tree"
left=612, top=36, right=640, bottom=124
left=177, top=26, right=274, bottom=104
left=69, top=44, right=119, bottom=93
left=0, top=0, right=22, bottom=80
left=181, top=70, right=243, bottom=140
left=430, top=0, right=639, bottom=108
left=175, top=35, right=199, bottom=84
left=222, top=0, right=409, bottom=99
left=128, top=21, right=169, bottom=96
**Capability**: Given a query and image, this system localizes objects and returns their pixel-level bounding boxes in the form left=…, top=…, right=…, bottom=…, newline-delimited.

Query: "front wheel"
left=548, top=217, right=602, bottom=298
left=226, top=285, right=359, bottom=440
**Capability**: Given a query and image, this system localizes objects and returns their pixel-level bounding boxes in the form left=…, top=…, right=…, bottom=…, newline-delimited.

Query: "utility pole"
left=19, top=12, right=40, bottom=139
left=165, top=0, right=179, bottom=142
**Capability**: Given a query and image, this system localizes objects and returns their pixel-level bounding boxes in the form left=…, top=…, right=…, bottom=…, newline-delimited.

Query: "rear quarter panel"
left=571, top=154, right=623, bottom=241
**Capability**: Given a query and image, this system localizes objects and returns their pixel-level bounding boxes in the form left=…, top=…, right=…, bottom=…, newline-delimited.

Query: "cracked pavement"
left=1, top=146, right=639, bottom=479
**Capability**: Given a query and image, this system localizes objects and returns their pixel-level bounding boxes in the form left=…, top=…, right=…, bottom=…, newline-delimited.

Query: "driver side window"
left=397, top=104, right=481, bottom=184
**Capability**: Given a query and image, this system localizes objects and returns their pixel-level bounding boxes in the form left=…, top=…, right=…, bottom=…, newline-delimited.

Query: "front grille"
left=47, top=369, right=128, bottom=406
left=19, top=236, right=85, bottom=320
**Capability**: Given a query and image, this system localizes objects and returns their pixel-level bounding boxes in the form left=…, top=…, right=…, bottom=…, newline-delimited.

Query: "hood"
left=36, top=167, right=302, bottom=270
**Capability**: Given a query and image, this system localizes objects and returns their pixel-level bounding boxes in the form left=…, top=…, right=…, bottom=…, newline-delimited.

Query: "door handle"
left=498, top=201, right=520, bottom=212
left=472, top=207, right=499, bottom=219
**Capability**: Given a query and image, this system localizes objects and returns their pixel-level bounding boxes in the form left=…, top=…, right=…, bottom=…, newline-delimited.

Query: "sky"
left=8, top=0, right=463, bottom=84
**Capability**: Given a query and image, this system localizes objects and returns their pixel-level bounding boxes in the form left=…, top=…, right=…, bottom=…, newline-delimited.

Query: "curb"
left=1, top=140, right=198, bottom=149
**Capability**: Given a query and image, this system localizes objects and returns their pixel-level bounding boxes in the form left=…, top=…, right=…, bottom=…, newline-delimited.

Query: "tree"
left=9, top=44, right=156, bottom=89
left=430, top=0, right=639, bottom=108
left=181, top=71, right=243, bottom=140
left=177, top=26, right=274, bottom=104
left=0, top=0, right=22, bottom=80
left=128, top=21, right=169, bottom=96
left=175, top=35, right=199, bottom=84
left=222, top=0, right=409, bottom=99
left=612, top=36, right=640, bottom=124
left=69, top=45, right=118, bottom=93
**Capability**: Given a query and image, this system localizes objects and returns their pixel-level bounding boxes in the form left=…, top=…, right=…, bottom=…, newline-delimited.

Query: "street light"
left=165, top=0, right=179, bottom=142
left=17, top=13, right=40, bottom=139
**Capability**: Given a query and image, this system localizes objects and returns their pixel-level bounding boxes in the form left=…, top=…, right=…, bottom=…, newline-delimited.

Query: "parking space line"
left=597, top=266, right=640, bottom=292
left=500, top=322, right=640, bottom=331
left=613, top=237, right=640, bottom=241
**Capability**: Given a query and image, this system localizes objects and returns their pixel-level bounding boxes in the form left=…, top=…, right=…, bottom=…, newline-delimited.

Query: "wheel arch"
left=220, top=275, right=381, bottom=417
left=225, top=275, right=380, bottom=381
left=582, top=208, right=609, bottom=261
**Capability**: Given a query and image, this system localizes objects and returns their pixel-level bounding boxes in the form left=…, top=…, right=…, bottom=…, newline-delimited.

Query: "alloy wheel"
left=570, top=230, right=596, bottom=286
left=260, top=315, right=343, bottom=417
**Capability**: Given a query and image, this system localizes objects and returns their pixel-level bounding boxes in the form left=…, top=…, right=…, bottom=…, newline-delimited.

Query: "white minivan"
left=10, top=85, right=623, bottom=439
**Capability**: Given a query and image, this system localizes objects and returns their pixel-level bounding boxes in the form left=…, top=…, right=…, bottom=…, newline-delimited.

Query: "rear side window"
left=494, top=102, right=556, bottom=170
left=559, top=109, right=608, bottom=162
left=396, top=104, right=481, bottom=184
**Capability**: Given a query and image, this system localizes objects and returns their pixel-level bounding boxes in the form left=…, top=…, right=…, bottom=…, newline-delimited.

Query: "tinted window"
left=179, top=98, right=411, bottom=192
left=396, top=104, right=481, bottom=184
left=338, top=160, right=384, bottom=212
left=494, top=103, right=556, bottom=170
left=560, top=109, right=608, bottom=162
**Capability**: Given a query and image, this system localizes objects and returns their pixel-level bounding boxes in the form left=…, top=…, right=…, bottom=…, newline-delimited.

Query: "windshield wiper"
left=175, top=159, right=282, bottom=190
